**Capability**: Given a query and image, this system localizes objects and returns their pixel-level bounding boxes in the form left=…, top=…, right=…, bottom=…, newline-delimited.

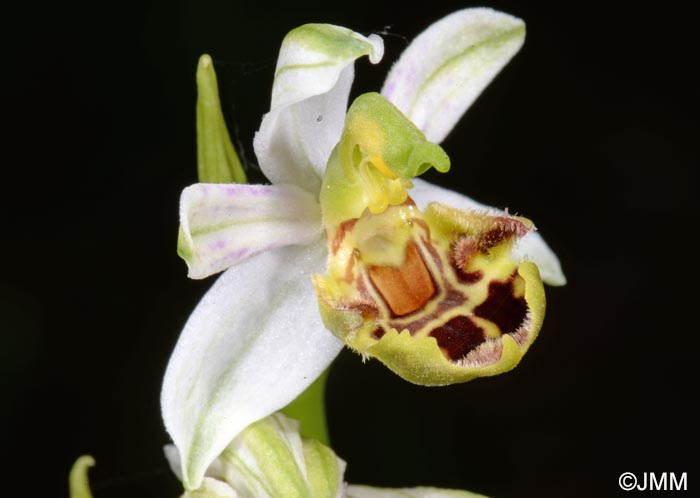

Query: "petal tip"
left=366, top=33, right=384, bottom=64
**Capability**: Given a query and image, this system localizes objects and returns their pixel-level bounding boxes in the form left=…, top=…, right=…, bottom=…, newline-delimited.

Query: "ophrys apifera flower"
left=162, top=8, right=565, bottom=490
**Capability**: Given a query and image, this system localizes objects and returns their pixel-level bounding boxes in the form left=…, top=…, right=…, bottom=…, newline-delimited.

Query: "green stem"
left=281, top=368, right=330, bottom=444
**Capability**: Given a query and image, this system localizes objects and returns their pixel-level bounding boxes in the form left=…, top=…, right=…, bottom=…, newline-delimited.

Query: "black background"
left=3, top=1, right=697, bottom=497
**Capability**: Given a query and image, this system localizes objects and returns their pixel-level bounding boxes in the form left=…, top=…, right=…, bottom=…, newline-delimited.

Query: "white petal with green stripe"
left=347, top=485, right=489, bottom=498
left=381, top=8, right=525, bottom=144
left=409, top=179, right=566, bottom=286
left=178, top=183, right=322, bottom=279
left=165, top=413, right=346, bottom=498
left=161, top=241, right=343, bottom=490
left=254, top=24, right=384, bottom=193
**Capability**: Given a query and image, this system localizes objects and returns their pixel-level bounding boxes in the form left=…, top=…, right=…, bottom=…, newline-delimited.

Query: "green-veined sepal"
left=381, top=8, right=525, bottom=144
left=254, top=25, right=384, bottom=193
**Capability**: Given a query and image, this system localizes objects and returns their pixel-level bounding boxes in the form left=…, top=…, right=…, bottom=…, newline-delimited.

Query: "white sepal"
left=161, top=241, right=343, bottom=490
left=382, top=8, right=524, bottom=144
left=254, top=25, right=383, bottom=192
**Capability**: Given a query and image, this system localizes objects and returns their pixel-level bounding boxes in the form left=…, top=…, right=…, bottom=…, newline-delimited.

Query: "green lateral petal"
left=178, top=183, right=321, bottom=279
left=347, top=485, right=489, bottom=498
left=381, top=8, right=525, bottom=144
left=196, top=54, right=247, bottom=184
left=409, top=179, right=566, bottom=286
left=164, top=413, right=346, bottom=498
left=254, top=24, right=383, bottom=193
left=161, top=241, right=343, bottom=490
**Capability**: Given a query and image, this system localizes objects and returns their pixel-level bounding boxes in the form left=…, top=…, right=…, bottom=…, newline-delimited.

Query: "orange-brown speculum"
left=368, top=241, right=436, bottom=316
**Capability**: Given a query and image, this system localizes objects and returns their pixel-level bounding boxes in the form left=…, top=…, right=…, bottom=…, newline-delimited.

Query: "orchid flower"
left=164, top=412, right=490, bottom=498
left=162, top=8, right=566, bottom=491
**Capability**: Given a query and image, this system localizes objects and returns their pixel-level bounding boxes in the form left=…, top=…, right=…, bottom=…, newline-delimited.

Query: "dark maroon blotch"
left=430, top=316, right=485, bottom=360
left=372, top=326, right=386, bottom=339
left=473, top=275, right=528, bottom=334
left=453, top=265, right=483, bottom=284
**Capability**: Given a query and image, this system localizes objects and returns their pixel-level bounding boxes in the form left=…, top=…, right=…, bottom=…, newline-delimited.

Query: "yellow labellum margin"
left=315, top=94, right=546, bottom=385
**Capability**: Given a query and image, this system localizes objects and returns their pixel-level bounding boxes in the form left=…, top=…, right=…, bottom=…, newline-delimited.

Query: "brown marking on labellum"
left=343, top=251, right=356, bottom=283
left=368, top=241, right=436, bottom=317
left=344, top=301, right=379, bottom=319
left=478, top=217, right=529, bottom=251
left=390, top=287, right=466, bottom=335
left=473, top=273, right=528, bottom=335
left=419, top=234, right=445, bottom=273
left=355, top=272, right=377, bottom=304
left=453, top=236, right=478, bottom=267
left=371, top=326, right=386, bottom=339
left=430, top=316, right=486, bottom=361
left=449, top=236, right=484, bottom=285
left=450, top=237, right=483, bottom=284
left=332, top=218, right=358, bottom=254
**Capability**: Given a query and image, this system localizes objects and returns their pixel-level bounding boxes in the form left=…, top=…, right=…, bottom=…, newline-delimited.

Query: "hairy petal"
left=161, top=241, right=343, bottom=490
left=178, top=183, right=322, bottom=279
left=409, top=179, right=566, bottom=286
left=382, top=8, right=525, bottom=143
left=254, top=24, right=383, bottom=192
left=347, top=486, right=489, bottom=498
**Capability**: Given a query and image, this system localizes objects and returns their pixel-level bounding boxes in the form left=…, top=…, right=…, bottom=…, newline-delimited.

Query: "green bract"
left=69, top=455, right=96, bottom=498
left=195, top=54, right=246, bottom=184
